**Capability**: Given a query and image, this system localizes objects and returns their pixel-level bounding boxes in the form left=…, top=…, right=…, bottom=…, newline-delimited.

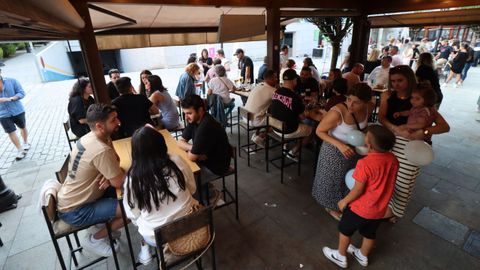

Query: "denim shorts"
left=0, top=112, right=26, bottom=133
left=58, top=197, right=118, bottom=227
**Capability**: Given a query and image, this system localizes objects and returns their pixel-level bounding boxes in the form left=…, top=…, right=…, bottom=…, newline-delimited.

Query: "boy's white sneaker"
left=347, top=244, right=369, bottom=267
left=322, top=247, right=347, bottom=268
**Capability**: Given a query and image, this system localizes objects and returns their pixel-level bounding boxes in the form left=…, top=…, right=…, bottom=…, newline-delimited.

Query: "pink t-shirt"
left=350, top=152, right=399, bottom=219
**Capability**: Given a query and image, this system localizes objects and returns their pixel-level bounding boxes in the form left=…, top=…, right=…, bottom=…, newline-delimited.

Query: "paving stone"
left=463, top=231, right=480, bottom=259
left=413, top=207, right=469, bottom=247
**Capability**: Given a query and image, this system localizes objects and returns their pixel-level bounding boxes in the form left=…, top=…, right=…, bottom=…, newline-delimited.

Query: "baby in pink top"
left=393, top=83, right=436, bottom=135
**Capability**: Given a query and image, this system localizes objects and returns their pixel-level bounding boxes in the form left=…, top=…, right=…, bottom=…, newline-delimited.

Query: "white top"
left=208, top=77, right=234, bottom=103
left=123, top=154, right=196, bottom=245
left=309, top=65, right=321, bottom=83
left=244, top=82, right=276, bottom=125
left=220, top=58, right=231, bottom=71
left=391, top=54, right=403, bottom=67
left=367, top=66, right=390, bottom=87
left=329, top=105, right=368, bottom=144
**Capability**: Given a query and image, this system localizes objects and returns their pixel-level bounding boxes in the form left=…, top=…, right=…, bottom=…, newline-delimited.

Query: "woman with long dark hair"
left=303, top=57, right=321, bottom=82
left=123, top=125, right=196, bottom=264
left=415, top=52, right=443, bottom=108
left=147, top=75, right=180, bottom=130
left=67, top=77, right=95, bottom=137
left=199, top=48, right=213, bottom=77
left=139, top=70, right=153, bottom=97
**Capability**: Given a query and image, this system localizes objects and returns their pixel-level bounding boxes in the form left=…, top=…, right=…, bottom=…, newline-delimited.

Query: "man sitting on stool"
left=177, top=95, right=231, bottom=202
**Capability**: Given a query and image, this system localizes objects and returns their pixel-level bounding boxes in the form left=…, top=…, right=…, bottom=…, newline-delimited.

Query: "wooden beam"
left=280, top=10, right=361, bottom=18
left=95, top=27, right=219, bottom=36
left=349, top=15, right=370, bottom=70
left=71, top=1, right=110, bottom=104
left=369, top=8, right=480, bottom=28
left=266, top=6, right=280, bottom=75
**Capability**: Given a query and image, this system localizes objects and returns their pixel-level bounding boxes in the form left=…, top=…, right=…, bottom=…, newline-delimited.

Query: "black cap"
left=282, top=69, right=297, bottom=81
left=234, top=48, right=244, bottom=55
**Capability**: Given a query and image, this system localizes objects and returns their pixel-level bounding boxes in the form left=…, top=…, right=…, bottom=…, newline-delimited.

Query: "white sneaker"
left=88, top=224, right=121, bottom=240
left=286, top=150, right=299, bottom=162
left=322, top=247, right=347, bottom=268
left=251, top=133, right=265, bottom=148
left=138, top=243, right=153, bottom=265
left=22, top=143, right=31, bottom=151
left=83, top=234, right=118, bottom=257
left=15, top=150, right=26, bottom=160
left=441, top=83, right=448, bottom=88
left=347, top=244, right=368, bottom=267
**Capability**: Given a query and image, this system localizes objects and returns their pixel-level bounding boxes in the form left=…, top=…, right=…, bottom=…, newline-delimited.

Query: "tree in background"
left=306, top=17, right=353, bottom=70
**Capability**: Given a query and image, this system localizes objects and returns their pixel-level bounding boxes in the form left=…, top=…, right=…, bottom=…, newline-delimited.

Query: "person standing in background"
left=0, top=75, right=30, bottom=160
left=106, top=69, right=121, bottom=101
left=234, top=48, right=254, bottom=84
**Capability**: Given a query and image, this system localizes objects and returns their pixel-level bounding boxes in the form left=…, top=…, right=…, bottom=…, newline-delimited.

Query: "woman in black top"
left=67, top=78, right=95, bottom=137
left=139, top=70, right=152, bottom=97
left=378, top=65, right=450, bottom=221
left=199, top=49, right=213, bottom=77
left=415, top=52, right=443, bottom=108
left=444, top=44, right=468, bottom=87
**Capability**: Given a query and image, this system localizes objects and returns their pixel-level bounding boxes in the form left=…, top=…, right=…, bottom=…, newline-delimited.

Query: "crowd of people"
left=37, top=41, right=461, bottom=268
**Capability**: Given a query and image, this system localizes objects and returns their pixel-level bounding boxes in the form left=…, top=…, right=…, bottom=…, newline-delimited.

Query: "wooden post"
left=349, top=15, right=371, bottom=69
left=71, top=1, right=109, bottom=104
left=267, top=6, right=280, bottom=76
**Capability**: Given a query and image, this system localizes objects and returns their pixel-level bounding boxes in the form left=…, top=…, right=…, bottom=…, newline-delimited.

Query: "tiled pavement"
left=0, top=52, right=479, bottom=269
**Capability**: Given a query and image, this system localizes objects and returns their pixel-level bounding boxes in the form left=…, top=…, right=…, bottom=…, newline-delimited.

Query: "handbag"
left=166, top=200, right=211, bottom=256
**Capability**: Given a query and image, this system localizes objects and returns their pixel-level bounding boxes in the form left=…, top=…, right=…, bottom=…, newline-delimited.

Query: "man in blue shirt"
left=0, top=76, right=30, bottom=160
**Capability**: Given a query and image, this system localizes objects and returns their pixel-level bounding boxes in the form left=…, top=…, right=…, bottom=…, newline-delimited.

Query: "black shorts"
left=338, top=207, right=382, bottom=240
left=0, top=112, right=26, bottom=133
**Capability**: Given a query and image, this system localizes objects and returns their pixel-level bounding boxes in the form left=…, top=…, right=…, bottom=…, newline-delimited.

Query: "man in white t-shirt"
left=389, top=46, right=403, bottom=67
left=244, top=69, right=277, bottom=146
left=216, top=49, right=231, bottom=72
left=367, top=56, right=392, bottom=88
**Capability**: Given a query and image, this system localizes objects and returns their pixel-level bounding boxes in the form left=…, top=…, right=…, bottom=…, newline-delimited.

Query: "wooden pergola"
left=1, top=0, right=480, bottom=103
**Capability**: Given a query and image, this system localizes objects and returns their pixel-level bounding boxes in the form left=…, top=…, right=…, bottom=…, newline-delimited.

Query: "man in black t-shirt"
left=178, top=95, right=230, bottom=176
left=111, top=77, right=158, bottom=138
left=295, top=66, right=320, bottom=98
left=234, top=48, right=254, bottom=84
left=107, top=69, right=121, bottom=101
left=269, top=69, right=312, bottom=157
left=435, top=40, right=453, bottom=67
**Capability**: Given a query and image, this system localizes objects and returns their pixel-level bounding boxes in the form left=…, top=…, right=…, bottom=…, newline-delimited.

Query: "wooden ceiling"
left=1, top=0, right=479, bottom=41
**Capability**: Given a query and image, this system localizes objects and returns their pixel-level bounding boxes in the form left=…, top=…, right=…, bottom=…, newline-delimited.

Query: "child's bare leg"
left=338, top=233, right=350, bottom=256
left=360, top=237, right=375, bottom=257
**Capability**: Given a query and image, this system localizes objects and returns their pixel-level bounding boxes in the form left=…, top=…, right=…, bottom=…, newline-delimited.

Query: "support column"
left=267, top=6, right=280, bottom=76
left=71, top=1, right=109, bottom=104
left=349, top=15, right=371, bottom=69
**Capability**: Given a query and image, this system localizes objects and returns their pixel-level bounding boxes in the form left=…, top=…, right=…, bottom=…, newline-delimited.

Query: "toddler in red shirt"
left=323, top=125, right=399, bottom=268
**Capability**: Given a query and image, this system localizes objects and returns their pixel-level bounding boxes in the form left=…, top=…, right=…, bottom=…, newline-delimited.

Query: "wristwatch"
left=9, top=97, right=14, bottom=102
left=423, top=128, right=430, bottom=136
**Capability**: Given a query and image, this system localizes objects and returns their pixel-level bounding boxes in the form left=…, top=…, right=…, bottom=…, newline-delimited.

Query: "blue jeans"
left=58, top=187, right=118, bottom=227
left=461, top=62, right=472, bottom=81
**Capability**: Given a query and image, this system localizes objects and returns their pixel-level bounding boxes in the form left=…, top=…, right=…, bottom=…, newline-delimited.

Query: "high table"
left=232, top=89, right=251, bottom=105
left=113, top=129, right=200, bottom=269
